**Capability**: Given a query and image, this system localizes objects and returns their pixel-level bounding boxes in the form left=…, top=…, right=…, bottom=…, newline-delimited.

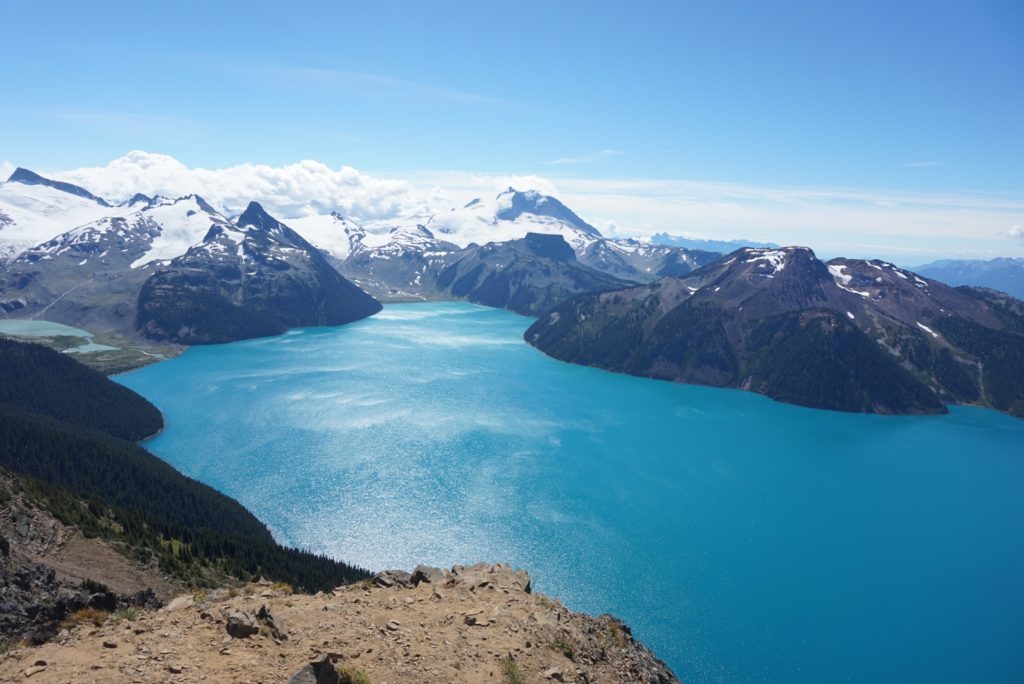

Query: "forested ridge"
left=0, top=337, right=162, bottom=440
left=0, top=338, right=369, bottom=591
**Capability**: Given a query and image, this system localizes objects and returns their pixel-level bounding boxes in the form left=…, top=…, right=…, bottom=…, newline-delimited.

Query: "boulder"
left=373, top=570, right=412, bottom=588
left=410, top=565, right=446, bottom=586
left=450, top=563, right=532, bottom=594
left=285, top=655, right=341, bottom=684
left=225, top=610, right=259, bottom=639
left=257, top=604, right=287, bottom=640
left=162, top=595, right=195, bottom=612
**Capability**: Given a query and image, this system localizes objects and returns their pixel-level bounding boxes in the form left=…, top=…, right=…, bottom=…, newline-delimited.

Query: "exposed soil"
left=0, top=564, right=678, bottom=683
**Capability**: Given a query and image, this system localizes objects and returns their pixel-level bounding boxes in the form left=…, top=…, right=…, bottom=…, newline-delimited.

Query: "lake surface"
left=0, top=318, right=120, bottom=353
left=0, top=319, right=93, bottom=337
left=118, top=302, right=1024, bottom=683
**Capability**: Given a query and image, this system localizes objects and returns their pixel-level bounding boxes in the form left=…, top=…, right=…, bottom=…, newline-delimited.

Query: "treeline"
left=0, top=339, right=369, bottom=591
left=10, top=463, right=364, bottom=591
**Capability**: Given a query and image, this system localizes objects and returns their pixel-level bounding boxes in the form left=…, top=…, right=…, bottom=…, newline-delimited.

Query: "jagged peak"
left=237, top=201, right=283, bottom=231
left=126, top=192, right=153, bottom=207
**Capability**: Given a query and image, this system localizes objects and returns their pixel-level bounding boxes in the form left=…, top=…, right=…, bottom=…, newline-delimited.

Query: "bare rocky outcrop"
left=0, top=563, right=678, bottom=683
left=0, top=472, right=176, bottom=647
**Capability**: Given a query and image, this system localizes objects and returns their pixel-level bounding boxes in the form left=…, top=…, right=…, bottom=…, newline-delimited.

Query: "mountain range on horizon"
left=1, top=165, right=1023, bottom=418
left=0, top=166, right=721, bottom=340
left=914, top=257, right=1024, bottom=301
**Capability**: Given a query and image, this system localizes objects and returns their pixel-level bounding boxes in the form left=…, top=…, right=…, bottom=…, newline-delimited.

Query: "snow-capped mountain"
left=136, top=202, right=381, bottom=344
left=576, top=238, right=719, bottom=281
left=0, top=168, right=125, bottom=261
left=127, top=195, right=234, bottom=268
left=0, top=195, right=232, bottom=337
left=320, top=188, right=720, bottom=297
left=0, top=166, right=720, bottom=342
left=339, top=223, right=462, bottom=300
left=284, top=212, right=367, bottom=262
left=425, top=187, right=602, bottom=253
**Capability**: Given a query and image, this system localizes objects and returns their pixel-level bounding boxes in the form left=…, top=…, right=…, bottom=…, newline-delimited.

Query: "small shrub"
left=609, top=622, right=626, bottom=647
left=551, top=635, right=576, bottom=661
left=61, top=608, right=110, bottom=629
left=78, top=578, right=110, bottom=594
left=113, top=606, right=141, bottom=623
left=500, top=656, right=526, bottom=684
left=0, top=636, right=30, bottom=654
left=337, top=665, right=372, bottom=684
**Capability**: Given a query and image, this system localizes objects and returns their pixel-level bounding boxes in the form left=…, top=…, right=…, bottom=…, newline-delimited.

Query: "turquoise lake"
left=117, top=302, right=1024, bottom=683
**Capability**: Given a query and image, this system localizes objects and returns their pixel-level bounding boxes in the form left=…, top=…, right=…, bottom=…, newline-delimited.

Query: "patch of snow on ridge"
left=828, top=263, right=854, bottom=286
left=744, top=249, right=789, bottom=272
left=917, top=322, right=939, bottom=338
left=828, top=263, right=871, bottom=298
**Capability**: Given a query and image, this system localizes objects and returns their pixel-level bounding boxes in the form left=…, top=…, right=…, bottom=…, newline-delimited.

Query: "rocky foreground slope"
left=0, top=564, right=677, bottom=684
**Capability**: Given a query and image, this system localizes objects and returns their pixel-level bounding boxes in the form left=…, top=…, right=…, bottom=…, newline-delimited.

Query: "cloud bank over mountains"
left=43, top=151, right=437, bottom=222
left=3, top=151, right=1022, bottom=263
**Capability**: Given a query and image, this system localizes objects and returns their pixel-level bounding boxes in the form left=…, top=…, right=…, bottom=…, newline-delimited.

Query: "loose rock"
left=224, top=611, right=259, bottom=639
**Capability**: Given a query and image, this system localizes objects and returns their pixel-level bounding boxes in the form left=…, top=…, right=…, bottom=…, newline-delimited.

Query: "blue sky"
left=1, top=0, right=1022, bottom=262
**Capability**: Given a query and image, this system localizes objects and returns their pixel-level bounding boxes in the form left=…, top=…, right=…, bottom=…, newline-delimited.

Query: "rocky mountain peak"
left=126, top=192, right=154, bottom=207
left=237, top=201, right=283, bottom=231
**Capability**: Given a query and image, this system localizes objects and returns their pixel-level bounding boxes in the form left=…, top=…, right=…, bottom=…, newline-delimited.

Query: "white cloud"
left=25, top=151, right=1024, bottom=264
left=396, top=169, right=1024, bottom=263
left=0, top=160, right=14, bottom=181
left=51, top=151, right=440, bottom=221
left=547, top=149, right=622, bottom=165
